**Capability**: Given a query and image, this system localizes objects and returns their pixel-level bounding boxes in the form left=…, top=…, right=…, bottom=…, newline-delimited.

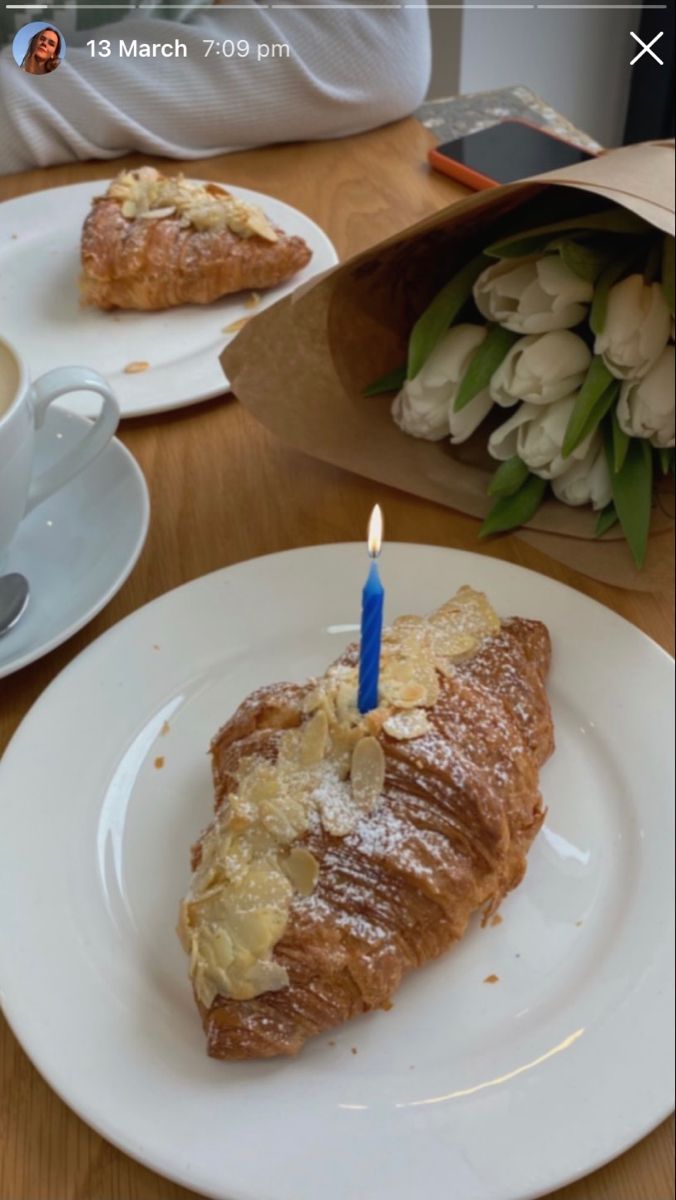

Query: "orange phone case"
left=427, top=148, right=497, bottom=190
left=427, top=119, right=597, bottom=191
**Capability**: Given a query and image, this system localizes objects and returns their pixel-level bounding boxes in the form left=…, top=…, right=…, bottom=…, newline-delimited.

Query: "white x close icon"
left=630, top=30, right=664, bottom=66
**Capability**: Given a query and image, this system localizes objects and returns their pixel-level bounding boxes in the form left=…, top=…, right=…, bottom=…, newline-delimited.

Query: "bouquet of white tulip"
left=368, top=209, right=674, bottom=567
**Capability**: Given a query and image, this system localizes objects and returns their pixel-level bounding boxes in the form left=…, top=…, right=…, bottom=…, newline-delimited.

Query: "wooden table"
left=0, top=117, right=673, bottom=1200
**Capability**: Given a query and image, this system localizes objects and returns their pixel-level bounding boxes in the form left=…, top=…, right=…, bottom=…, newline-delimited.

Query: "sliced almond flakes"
left=350, top=736, right=385, bottom=811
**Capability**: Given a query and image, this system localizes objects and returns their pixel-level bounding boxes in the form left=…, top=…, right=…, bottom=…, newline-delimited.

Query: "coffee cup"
left=0, top=335, right=120, bottom=565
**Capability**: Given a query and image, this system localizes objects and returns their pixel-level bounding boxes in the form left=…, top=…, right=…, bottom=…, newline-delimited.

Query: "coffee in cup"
left=0, top=340, right=19, bottom=419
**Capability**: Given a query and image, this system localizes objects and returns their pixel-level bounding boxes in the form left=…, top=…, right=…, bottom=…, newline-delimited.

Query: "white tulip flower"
left=552, top=444, right=612, bottom=510
left=392, top=324, right=493, bottom=445
left=488, top=396, right=597, bottom=480
left=617, top=345, right=675, bottom=448
left=490, top=331, right=592, bottom=407
left=391, top=375, right=451, bottom=441
left=594, top=274, right=671, bottom=380
left=473, top=254, right=593, bottom=335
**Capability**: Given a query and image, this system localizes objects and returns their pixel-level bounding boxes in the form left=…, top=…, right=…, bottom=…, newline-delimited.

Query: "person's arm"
left=0, top=8, right=431, bottom=174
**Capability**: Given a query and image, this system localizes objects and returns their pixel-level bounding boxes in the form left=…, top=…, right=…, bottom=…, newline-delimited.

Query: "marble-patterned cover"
left=416, top=85, right=602, bottom=153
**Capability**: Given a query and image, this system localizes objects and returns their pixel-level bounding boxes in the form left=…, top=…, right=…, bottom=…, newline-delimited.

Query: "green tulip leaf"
left=407, top=253, right=489, bottom=380
left=548, top=237, right=618, bottom=283
left=604, top=432, right=653, bottom=568
left=479, top=474, right=548, bottom=538
left=484, top=232, right=585, bottom=260
left=487, top=455, right=530, bottom=498
left=594, top=503, right=619, bottom=538
left=485, top=209, right=651, bottom=259
left=363, top=365, right=407, bottom=397
left=662, top=235, right=675, bottom=317
left=453, top=325, right=518, bottom=413
left=611, top=408, right=630, bottom=473
left=562, top=358, right=617, bottom=458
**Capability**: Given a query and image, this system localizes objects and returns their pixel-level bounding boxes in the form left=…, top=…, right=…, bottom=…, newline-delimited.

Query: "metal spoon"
left=0, top=573, right=30, bottom=637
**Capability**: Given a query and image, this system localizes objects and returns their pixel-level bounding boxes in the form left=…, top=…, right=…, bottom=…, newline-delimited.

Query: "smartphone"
left=428, top=119, right=597, bottom=190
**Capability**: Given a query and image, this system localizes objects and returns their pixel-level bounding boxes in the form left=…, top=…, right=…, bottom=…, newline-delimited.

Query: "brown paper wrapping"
left=223, top=141, right=675, bottom=590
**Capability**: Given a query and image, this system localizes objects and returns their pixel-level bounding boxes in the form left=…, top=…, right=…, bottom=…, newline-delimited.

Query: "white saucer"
left=0, top=408, right=149, bottom=678
left=0, top=181, right=339, bottom=419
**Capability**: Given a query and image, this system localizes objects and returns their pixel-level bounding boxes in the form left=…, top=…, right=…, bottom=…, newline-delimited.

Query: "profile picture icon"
left=12, top=22, right=65, bottom=75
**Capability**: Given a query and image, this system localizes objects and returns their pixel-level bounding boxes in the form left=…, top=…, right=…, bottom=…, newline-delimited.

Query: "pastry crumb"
left=153, top=644, right=160, bottom=650
left=222, top=317, right=250, bottom=334
left=350, top=1046, right=358, bottom=1055
left=328, top=1040, right=336, bottom=1047
left=576, top=920, right=583, bottom=927
left=154, top=756, right=165, bottom=770
left=491, top=914, right=503, bottom=926
left=483, top=974, right=499, bottom=984
left=244, top=291, right=261, bottom=309
left=124, top=360, right=150, bottom=374
left=161, top=721, right=171, bottom=736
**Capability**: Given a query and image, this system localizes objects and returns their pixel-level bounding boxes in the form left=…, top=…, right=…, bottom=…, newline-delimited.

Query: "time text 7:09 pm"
left=202, top=39, right=291, bottom=60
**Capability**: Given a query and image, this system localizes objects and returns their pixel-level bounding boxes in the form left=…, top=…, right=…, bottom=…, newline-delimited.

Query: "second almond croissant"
left=80, top=167, right=313, bottom=311
left=178, top=587, right=554, bottom=1058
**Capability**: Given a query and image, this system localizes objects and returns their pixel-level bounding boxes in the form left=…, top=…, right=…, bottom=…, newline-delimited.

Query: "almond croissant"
left=178, top=587, right=553, bottom=1059
left=80, top=167, right=312, bottom=311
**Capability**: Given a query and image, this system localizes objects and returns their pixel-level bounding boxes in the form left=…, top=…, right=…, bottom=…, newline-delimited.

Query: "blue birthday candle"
left=358, top=505, right=384, bottom=714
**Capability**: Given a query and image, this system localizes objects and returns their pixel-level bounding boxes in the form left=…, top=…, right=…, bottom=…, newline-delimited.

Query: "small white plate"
left=0, top=408, right=149, bottom=677
left=0, top=545, right=673, bottom=1200
left=0, top=181, right=338, bottom=418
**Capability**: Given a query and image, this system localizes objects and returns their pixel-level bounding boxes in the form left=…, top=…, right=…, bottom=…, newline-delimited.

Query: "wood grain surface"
left=0, top=117, right=673, bottom=1200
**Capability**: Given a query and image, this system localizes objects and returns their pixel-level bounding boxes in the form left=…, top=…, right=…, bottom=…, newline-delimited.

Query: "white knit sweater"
left=0, top=4, right=431, bottom=175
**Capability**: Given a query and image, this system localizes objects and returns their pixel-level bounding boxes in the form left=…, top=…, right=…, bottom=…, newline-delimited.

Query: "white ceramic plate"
left=0, top=181, right=338, bottom=418
left=0, top=545, right=673, bottom=1200
left=0, top=408, right=149, bottom=677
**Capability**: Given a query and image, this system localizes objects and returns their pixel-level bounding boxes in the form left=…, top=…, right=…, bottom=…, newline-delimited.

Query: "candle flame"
left=367, top=504, right=383, bottom=558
